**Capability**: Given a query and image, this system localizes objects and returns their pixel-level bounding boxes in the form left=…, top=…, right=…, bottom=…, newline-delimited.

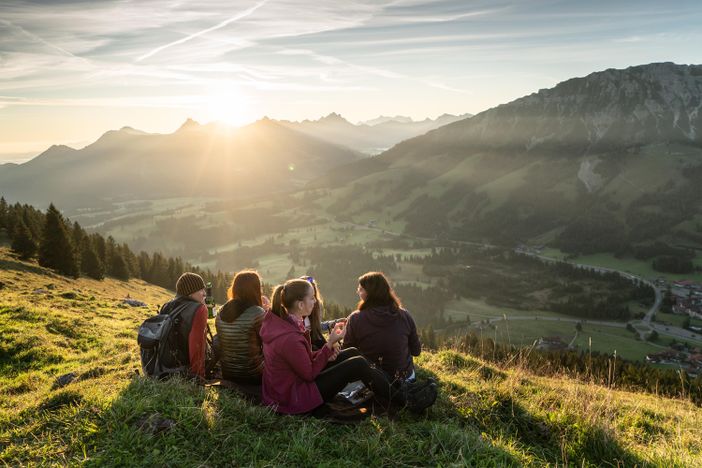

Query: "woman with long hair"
left=259, top=278, right=396, bottom=415
left=215, top=270, right=268, bottom=384
left=300, top=275, right=343, bottom=350
left=343, top=271, right=421, bottom=382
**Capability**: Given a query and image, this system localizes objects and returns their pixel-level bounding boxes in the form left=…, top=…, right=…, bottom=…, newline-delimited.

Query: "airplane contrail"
left=137, top=0, right=267, bottom=62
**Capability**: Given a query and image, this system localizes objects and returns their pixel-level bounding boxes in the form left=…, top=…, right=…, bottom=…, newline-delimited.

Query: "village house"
left=645, top=349, right=684, bottom=364
left=673, top=296, right=702, bottom=319
left=535, top=336, right=568, bottom=351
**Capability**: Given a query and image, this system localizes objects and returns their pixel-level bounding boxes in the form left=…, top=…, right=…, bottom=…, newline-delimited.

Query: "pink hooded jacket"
left=259, top=311, right=333, bottom=414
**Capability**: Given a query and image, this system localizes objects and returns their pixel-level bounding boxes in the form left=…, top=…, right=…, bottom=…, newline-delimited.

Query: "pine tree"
left=138, top=251, right=152, bottom=282
left=72, top=222, right=84, bottom=273
left=21, top=205, right=43, bottom=240
left=92, top=234, right=106, bottom=265
left=0, top=196, right=8, bottom=231
left=81, top=238, right=105, bottom=280
left=11, top=219, right=37, bottom=260
left=110, top=251, right=130, bottom=281
left=121, top=242, right=140, bottom=277
left=38, top=204, right=79, bottom=277
left=105, top=236, right=117, bottom=274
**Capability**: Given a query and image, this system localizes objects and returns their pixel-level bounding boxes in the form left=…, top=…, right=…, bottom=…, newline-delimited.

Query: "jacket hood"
left=260, top=311, right=301, bottom=345
left=219, top=298, right=258, bottom=323
left=358, top=305, right=405, bottom=327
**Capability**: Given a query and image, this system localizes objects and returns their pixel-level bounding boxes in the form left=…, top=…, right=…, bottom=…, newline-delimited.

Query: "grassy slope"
left=1, top=249, right=701, bottom=466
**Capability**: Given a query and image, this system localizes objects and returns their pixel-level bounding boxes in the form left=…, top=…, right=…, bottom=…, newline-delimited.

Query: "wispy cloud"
left=0, top=18, right=77, bottom=58
left=1, top=0, right=701, bottom=148
left=137, top=0, right=268, bottom=62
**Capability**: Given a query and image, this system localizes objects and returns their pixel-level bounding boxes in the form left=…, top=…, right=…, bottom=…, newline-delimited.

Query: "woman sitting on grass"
left=300, top=275, right=344, bottom=350
left=343, top=271, right=421, bottom=383
left=215, top=270, right=269, bottom=384
left=259, top=278, right=397, bottom=415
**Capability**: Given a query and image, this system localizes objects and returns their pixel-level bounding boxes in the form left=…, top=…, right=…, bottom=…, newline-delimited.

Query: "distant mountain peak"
left=362, top=115, right=414, bottom=126
left=177, top=118, right=201, bottom=132
left=318, top=112, right=350, bottom=124
left=47, top=144, right=74, bottom=152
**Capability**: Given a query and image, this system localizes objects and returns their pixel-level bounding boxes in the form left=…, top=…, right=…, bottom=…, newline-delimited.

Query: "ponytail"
left=270, top=284, right=286, bottom=318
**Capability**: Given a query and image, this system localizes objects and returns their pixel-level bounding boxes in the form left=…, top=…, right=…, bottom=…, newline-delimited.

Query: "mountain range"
left=319, top=62, right=702, bottom=250
left=278, top=112, right=471, bottom=154
left=0, top=119, right=361, bottom=210
left=0, top=112, right=470, bottom=210
left=2, top=62, right=701, bottom=253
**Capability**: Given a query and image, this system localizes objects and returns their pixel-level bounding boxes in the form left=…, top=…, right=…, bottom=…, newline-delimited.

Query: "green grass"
left=444, top=298, right=666, bottom=362
left=571, top=325, right=661, bottom=361
left=539, top=248, right=702, bottom=282
left=656, top=312, right=702, bottom=329
left=2, top=249, right=701, bottom=466
left=481, top=319, right=578, bottom=347
left=444, top=297, right=567, bottom=322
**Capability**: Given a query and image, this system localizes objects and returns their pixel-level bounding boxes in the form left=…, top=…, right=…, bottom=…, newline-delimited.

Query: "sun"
left=200, top=84, right=252, bottom=127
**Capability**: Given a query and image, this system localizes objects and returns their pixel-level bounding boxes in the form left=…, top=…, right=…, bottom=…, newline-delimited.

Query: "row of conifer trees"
left=0, top=197, right=233, bottom=302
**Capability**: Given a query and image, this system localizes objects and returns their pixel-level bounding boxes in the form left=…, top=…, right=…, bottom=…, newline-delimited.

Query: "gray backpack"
left=137, top=305, right=189, bottom=379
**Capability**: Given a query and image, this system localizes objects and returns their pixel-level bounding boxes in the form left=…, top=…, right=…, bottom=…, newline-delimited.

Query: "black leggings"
left=315, top=347, right=394, bottom=402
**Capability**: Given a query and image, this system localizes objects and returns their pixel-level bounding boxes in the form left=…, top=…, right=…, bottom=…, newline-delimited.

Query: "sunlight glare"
left=201, top=84, right=252, bottom=127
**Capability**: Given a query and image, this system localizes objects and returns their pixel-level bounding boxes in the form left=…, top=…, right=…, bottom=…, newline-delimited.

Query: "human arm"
left=188, top=304, right=208, bottom=378
left=340, top=314, right=356, bottom=349
left=406, top=311, right=421, bottom=356
left=281, top=335, right=334, bottom=381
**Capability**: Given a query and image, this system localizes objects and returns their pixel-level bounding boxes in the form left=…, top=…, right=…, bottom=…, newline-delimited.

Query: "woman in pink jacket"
left=260, top=278, right=395, bottom=414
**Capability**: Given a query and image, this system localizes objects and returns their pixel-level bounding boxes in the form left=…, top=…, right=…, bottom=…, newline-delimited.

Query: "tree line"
left=0, top=198, right=233, bottom=303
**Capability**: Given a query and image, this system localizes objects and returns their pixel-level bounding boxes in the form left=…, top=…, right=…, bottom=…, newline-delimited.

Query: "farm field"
left=539, top=248, right=702, bottom=283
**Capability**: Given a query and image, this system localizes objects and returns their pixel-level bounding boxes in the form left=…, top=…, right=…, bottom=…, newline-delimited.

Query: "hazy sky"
left=1, top=0, right=701, bottom=161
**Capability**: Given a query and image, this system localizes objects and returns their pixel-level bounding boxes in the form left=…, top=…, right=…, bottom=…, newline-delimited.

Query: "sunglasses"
left=302, top=276, right=315, bottom=285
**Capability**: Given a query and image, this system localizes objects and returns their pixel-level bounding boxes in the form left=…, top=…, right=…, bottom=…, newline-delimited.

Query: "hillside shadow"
left=86, top=376, right=525, bottom=466
left=453, top=389, right=648, bottom=466
left=0, top=256, right=61, bottom=278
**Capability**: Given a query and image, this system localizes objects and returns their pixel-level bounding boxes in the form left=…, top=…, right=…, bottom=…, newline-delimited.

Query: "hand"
left=261, top=295, right=271, bottom=311
left=328, top=321, right=346, bottom=345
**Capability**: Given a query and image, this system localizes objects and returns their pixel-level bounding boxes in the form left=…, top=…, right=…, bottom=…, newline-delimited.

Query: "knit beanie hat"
left=176, top=272, right=206, bottom=297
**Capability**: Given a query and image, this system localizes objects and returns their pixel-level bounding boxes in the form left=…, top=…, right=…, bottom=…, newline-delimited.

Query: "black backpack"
left=138, top=304, right=190, bottom=379
left=400, top=378, right=438, bottom=414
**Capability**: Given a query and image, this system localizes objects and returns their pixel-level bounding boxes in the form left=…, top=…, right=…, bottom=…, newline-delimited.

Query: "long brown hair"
left=227, top=270, right=263, bottom=307
left=301, top=276, right=324, bottom=341
left=270, top=278, right=312, bottom=319
left=357, top=271, right=402, bottom=311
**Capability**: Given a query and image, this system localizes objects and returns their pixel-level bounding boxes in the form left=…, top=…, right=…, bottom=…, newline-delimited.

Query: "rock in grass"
left=123, top=298, right=147, bottom=307
left=53, top=372, right=77, bottom=389
left=136, top=413, right=176, bottom=435
left=60, top=291, right=78, bottom=299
